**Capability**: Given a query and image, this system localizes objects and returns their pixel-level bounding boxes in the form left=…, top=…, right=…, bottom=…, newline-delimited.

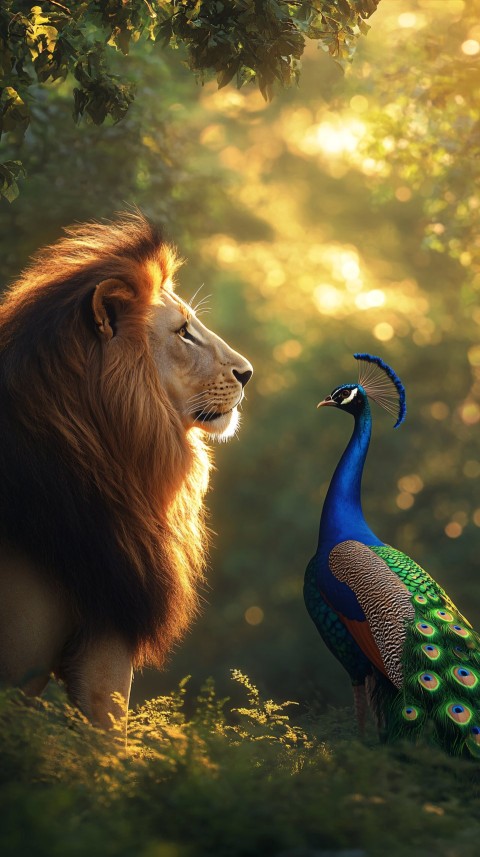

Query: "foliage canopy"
left=0, top=0, right=379, bottom=200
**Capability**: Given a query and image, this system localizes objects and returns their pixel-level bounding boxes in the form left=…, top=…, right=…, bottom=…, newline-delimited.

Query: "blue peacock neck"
left=318, top=398, right=383, bottom=554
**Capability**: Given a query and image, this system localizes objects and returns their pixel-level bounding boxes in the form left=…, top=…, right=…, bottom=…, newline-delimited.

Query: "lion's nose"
left=233, top=368, right=253, bottom=388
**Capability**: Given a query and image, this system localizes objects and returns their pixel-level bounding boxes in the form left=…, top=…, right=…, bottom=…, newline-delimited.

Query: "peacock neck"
left=319, top=402, right=382, bottom=552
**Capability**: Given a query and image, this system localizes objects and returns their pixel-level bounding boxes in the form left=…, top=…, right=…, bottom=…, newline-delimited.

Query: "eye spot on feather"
left=416, top=621, right=435, bottom=637
left=446, top=702, right=472, bottom=724
left=470, top=725, right=480, bottom=745
left=414, top=594, right=427, bottom=604
left=453, top=645, right=469, bottom=660
left=449, top=624, right=470, bottom=638
left=418, top=672, right=440, bottom=691
left=402, top=705, right=420, bottom=722
left=422, top=643, right=440, bottom=660
left=435, top=609, right=454, bottom=622
left=452, top=666, right=478, bottom=687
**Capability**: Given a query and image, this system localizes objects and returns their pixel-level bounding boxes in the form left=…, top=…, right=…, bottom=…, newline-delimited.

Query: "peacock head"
left=317, top=353, right=407, bottom=428
left=318, top=384, right=367, bottom=419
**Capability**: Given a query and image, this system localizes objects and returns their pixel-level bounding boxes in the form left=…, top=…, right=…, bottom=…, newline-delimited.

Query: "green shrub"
left=2, top=672, right=480, bottom=857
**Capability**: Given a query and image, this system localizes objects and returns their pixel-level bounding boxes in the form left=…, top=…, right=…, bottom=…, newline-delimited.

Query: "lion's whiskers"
left=200, top=404, right=218, bottom=419
left=185, top=392, right=213, bottom=410
left=188, top=283, right=205, bottom=310
left=185, top=390, right=210, bottom=403
left=188, top=285, right=212, bottom=318
left=190, top=287, right=212, bottom=317
left=192, top=296, right=211, bottom=317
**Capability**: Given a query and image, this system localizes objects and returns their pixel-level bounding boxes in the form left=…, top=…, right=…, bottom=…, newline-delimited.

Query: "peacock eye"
left=334, top=386, right=358, bottom=406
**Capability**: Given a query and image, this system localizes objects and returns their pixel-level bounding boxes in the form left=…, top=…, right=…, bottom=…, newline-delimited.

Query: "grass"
left=2, top=671, right=480, bottom=857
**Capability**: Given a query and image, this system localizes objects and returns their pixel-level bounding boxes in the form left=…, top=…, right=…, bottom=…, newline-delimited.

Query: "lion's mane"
left=0, top=214, right=211, bottom=667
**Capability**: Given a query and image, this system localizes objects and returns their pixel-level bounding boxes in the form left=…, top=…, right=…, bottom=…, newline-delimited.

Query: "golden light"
left=460, top=402, right=480, bottom=425
left=273, top=340, right=302, bottom=363
left=398, top=474, right=424, bottom=494
left=397, top=492, right=414, bottom=510
left=373, top=322, right=394, bottom=342
left=199, top=123, right=225, bottom=148
left=412, top=329, right=431, bottom=346
left=220, top=146, right=245, bottom=169
left=340, top=256, right=360, bottom=281
left=245, top=606, right=264, bottom=626
left=382, top=136, right=395, bottom=153
left=445, top=522, right=463, bottom=538
left=216, top=241, right=239, bottom=265
left=304, top=119, right=366, bottom=157
left=461, top=39, right=480, bottom=56
left=468, top=345, right=480, bottom=366
left=423, top=804, right=445, bottom=817
left=314, top=284, right=344, bottom=315
left=266, top=268, right=286, bottom=288
left=355, top=289, right=385, bottom=310
left=350, top=95, right=369, bottom=113
left=395, top=186, right=412, bottom=202
left=361, top=157, right=384, bottom=176
left=430, top=401, right=449, bottom=420
left=345, top=278, right=363, bottom=295
left=398, top=13, right=418, bottom=28
left=474, top=509, right=480, bottom=527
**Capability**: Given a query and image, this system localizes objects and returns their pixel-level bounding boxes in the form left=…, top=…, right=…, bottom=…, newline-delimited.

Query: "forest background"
left=1, top=0, right=480, bottom=714
left=3, top=2, right=480, bottom=855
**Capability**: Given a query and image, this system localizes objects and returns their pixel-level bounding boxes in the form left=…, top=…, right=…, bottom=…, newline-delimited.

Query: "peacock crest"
left=354, top=352, right=406, bottom=428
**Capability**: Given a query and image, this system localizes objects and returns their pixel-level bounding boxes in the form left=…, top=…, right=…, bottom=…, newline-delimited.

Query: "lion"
left=0, top=213, right=252, bottom=731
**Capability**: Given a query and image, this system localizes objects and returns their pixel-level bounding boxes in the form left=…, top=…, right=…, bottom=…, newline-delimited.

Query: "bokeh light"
left=244, top=606, right=264, bottom=626
left=461, top=39, right=480, bottom=55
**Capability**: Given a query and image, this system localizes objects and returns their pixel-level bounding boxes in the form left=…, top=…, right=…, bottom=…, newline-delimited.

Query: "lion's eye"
left=177, top=322, right=196, bottom=343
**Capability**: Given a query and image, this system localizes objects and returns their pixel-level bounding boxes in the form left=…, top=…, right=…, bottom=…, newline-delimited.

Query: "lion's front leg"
left=60, top=634, right=133, bottom=734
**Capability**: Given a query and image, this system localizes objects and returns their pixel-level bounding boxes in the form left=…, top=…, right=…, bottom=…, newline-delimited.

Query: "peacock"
left=304, top=352, right=480, bottom=757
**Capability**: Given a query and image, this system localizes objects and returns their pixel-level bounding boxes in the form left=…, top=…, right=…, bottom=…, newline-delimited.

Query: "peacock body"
left=304, top=353, right=480, bottom=758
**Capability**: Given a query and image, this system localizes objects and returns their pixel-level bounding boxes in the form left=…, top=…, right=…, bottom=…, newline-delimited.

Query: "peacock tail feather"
left=370, top=545, right=480, bottom=758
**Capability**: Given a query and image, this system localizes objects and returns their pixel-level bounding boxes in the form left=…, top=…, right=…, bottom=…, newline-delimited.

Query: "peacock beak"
left=317, top=395, right=336, bottom=409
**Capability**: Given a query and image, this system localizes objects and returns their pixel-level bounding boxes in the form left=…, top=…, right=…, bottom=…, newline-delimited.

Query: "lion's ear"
left=92, top=278, right=136, bottom=341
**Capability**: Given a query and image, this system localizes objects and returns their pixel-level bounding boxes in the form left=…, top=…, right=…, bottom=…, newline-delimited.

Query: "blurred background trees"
left=0, top=0, right=377, bottom=199
left=1, top=0, right=480, bottom=712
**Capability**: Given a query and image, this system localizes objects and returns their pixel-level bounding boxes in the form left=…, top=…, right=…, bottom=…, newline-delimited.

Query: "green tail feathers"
left=370, top=545, right=480, bottom=759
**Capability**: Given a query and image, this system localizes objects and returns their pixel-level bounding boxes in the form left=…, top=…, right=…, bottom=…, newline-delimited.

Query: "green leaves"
left=1, top=679, right=480, bottom=857
left=162, top=0, right=374, bottom=100
left=0, top=0, right=378, bottom=198
left=165, top=0, right=305, bottom=100
left=0, top=160, right=26, bottom=202
left=73, top=45, right=135, bottom=125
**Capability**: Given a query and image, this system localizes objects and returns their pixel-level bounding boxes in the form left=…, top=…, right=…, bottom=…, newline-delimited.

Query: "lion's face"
left=149, top=291, right=253, bottom=439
